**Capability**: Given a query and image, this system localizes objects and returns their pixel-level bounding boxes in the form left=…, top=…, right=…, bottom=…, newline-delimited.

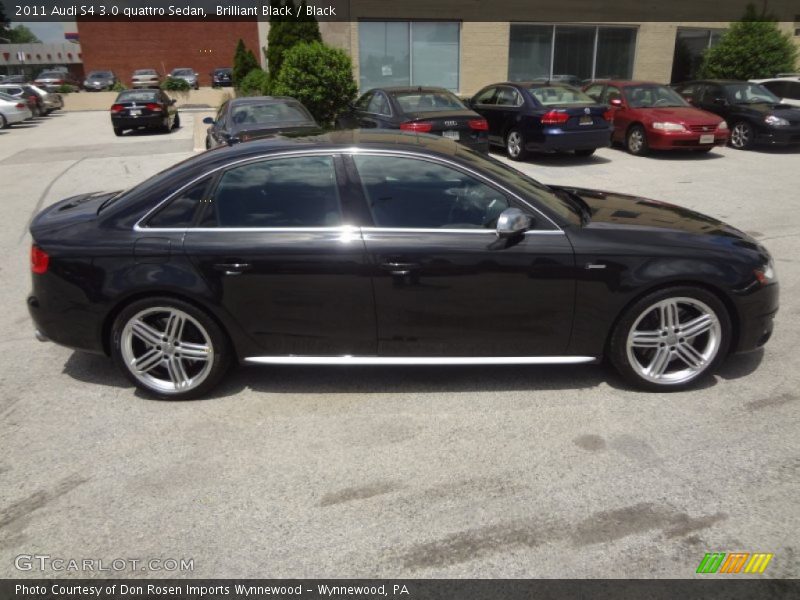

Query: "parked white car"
left=0, top=92, right=33, bottom=127
left=749, top=77, right=800, bottom=107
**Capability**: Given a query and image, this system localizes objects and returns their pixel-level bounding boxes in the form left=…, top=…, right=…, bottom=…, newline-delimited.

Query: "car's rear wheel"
left=575, top=148, right=596, bottom=157
left=173, top=113, right=181, bottom=130
left=506, top=129, right=528, bottom=161
left=625, top=124, right=649, bottom=155
left=730, top=121, right=754, bottom=150
left=111, top=297, right=231, bottom=400
left=113, top=127, right=123, bottom=137
left=609, top=287, right=731, bottom=391
left=0, top=114, right=7, bottom=129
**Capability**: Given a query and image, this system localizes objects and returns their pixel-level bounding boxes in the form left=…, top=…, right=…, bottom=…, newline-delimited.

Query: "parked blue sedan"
left=469, top=82, right=613, bottom=160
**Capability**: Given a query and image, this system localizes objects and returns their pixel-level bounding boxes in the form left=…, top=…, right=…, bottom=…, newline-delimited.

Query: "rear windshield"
left=623, top=85, right=688, bottom=108
left=0, top=92, right=18, bottom=102
left=393, top=91, right=466, bottom=113
left=117, top=91, right=159, bottom=102
left=88, top=71, right=113, bottom=78
left=172, top=69, right=194, bottom=76
left=528, top=85, right=595, bottom=106
left=231, top=102, right=314, bottom=125
left=38, top=72, right=62, bottom=78
left=134, top=70, right=157, bottom=76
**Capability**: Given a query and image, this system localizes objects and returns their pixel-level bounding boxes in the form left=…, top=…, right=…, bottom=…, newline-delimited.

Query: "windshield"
left=231, top=102, right=314, bottom=125
left=623, top=85, right=688, bottom=108
left=117, top=91, right=159, bottom=103
left=134, top=70, right=157, bottom=76
left=456, top=147, right=581, bottom=225
left=172, top=69, right=194, bottom=76
left=529, top=85, right=595, bottom=106
left=393, top=91, right=466, bottom=113
left=724, top=83, right=780, bottom=104
left=88, top=71, right=112, bottom=78
left=38, top=72, right=62, bottom=79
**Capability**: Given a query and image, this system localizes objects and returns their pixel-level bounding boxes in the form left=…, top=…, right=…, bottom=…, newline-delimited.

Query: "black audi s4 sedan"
left=336, top=87, right=489, bottom=152
left=28, top=131, right=778, bottom=399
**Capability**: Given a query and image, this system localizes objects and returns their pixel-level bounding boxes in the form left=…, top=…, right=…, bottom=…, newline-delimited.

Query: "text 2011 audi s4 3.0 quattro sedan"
left=28, top=131, right=778, bottom=399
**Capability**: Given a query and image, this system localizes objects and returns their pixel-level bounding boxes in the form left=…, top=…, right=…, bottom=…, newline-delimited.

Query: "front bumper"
left=527, top=126, right=612, bottom=152
left=647, top=129, right=728, bottom=149
left=734, top=282, right=779, bottom=353
left=754, top=127, right=800, bottom=145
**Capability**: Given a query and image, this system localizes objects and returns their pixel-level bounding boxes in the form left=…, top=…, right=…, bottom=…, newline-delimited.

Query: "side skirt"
left=243, top=356, right=596, bottom=366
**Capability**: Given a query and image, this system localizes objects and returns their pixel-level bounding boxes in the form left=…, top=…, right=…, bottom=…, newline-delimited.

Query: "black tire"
left=161, top=117, right=171, bottom=133
left=695, top=147, right=714, bottom=153
left=730, top=121, right=754, bottom=150
left=113, top=127, right=124, bottom=137
left=111, top=297, right=232, bottom=400
left=575, top=148, right=596, bottom=157
left=506, top=128, right=528, bottom=161
left=205, top=135, right=212, bottom=150
left=625, top=124, right=649, bottom=156
left=172, top=112, right=180, bottom=130
left=608, top=286, right=731, bottom=392
left=0, top=114, right=8, bottom=129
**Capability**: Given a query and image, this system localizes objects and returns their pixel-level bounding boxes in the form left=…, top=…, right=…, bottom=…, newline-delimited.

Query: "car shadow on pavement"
left=60, top=349, right=765, bottom=401
left=746, top=145, right=800, bottom=154
left=118, top=128, right=177, bottom=138
left=489, top=148, right=613, bottom=166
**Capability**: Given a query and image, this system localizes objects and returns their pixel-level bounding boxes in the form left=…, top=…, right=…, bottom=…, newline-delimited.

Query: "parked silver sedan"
left=131, top=69, right=161, bottom=89
left=0, top=92, right=33, bottom=127
left=169, top=68, right=199, bottom=90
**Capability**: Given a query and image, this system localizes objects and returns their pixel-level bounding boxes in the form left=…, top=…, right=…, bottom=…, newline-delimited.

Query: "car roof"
left=679, top=79, right=748, bottom=85
left=598, top=80, right=669, bottom=87
left=750, top=77, right=800, bottom=83
left=373, top=86, right=454, bottom=94
left=228, top=96, right=302, bottom=106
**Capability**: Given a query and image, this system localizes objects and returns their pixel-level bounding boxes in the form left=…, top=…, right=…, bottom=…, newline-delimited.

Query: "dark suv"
left=674, top=79, right=800, bottom=149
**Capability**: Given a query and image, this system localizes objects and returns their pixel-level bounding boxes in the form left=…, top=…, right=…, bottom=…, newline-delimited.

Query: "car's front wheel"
left=506, top=129, right=528, bottom=161
left=625, top=124, right=649, bottom=155
left=111, top=298, right=231, bottom=399
left=730, top=121, right=754, bottom=150
left=574, top=148, right=596, bottom=157
left=113, top=127, right=124, bottom=137
left=609, top=287, right=731, bottom=391
left=0, top=114, right=7, bottom=129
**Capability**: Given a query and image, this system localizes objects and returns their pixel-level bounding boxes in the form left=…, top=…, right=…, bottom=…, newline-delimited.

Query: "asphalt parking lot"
left=0, top=111, right=798, bottom=579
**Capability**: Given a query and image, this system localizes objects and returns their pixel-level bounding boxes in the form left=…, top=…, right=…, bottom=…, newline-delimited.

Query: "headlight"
left=764, top=115, right=789, bottom=127
left=755, top=258, right=777, bottom=285
left=716, top=121, right=728, bottom=130
left=652, top=122, right=687, bottom=131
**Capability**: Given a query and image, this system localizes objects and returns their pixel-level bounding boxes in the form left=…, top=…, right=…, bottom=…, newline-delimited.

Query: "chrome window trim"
left=244, top=355, right=595, bottom=366
left=134, top=147, right=564, bottom=233
left=361, top=227, right=564, bottom=236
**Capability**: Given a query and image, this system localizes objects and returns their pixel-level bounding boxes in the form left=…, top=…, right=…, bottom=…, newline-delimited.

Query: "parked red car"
left=584, top=80, right=729, bottom=155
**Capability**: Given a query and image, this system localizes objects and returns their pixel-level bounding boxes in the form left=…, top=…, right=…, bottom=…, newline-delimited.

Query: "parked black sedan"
left=211, top=68, right=233, bottom=88
left=28, top=131, right=778, bottom=399
left=110, top=89, right=180, bottom=136
left=674, top=80, right=800, bottom=149
left=469, top=82, right=613, bottom=159
left=203, top=96, right=320, bottom=148
left=336, top=86, right=489, bottom=152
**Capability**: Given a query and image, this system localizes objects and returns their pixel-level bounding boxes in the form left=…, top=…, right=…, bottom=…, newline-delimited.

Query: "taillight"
left=400, top=121, right=433, bottom=132
left=145, top=103, right=162, bottom=112
left=31, top=245, right=49, bottom=274
left=541, top=110, right=570, bottom=125
left=468, top=118, right=489, bottom=131
left=603, top=109, right=614, bottom=123
left=15, top=102, right=25, bottom=109
left=110, top=104, right=124, bottom=113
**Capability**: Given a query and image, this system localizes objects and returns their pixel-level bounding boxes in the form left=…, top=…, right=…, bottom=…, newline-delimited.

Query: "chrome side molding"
left=244, top=355, right=596, bottom=366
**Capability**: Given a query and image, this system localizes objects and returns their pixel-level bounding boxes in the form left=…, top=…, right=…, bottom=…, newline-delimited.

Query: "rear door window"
left=145, top=178, right=212, bottom=228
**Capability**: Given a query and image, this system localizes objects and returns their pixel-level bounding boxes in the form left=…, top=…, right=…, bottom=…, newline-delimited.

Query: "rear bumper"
left=131, top=81, right=159, bottom=88
left=647, top=129, right=728, bottom=149
left=111, top=115, right=164, bottom=129
left=526, top=127, right=612, bottom=151
left=6, top=110, right=31, bottom=124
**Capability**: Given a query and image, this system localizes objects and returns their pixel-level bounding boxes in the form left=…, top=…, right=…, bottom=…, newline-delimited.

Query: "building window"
left=508, top=24, right=637, bottom=83
left=358, top=21, right=460, bottom=92
left=670, top=28, right=725, bottom=83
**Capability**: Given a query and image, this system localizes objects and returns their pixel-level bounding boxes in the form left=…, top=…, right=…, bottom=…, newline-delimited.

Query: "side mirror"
left=170, top=98, right=176, bottom=105
left=496, top=208, right=531, bottom=238
left=202, top=116, right=214, bottom=124
left=609, top=98, right=623, bottom=107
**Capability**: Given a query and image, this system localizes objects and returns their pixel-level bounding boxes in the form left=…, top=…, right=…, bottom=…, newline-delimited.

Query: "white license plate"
left=579, top=115, right=593, bottom=126
left=442, top=130, right=460, bottom=140
left=129, top=109, right=141, bottom=116
left=699, top=134, right=714, bottom=144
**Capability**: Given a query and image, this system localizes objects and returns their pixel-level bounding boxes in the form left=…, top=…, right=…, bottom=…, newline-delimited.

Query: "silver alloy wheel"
left=730, top=122, right=750, bottom=148
left=120, top=306, right=214, bottom=394
left=507, top=131, right=522, bottom=158
left=628, top=128, right=644, bottom=153
left=625, top=297, right=722, bottom=385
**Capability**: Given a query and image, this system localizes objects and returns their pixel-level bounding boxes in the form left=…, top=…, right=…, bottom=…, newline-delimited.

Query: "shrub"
left=111, top=81, right=127, bottom=92
left=56, top=83, right=77, bottom=94
left=238, top=69, right=271, bottom=96
left=272, top=42, right=357, bottom=126
left=161, top=77, right=191, bottom=92
left=699, top=4, right=798, bottom=80
left=267, top=0, right=321, bottom=78
left=232, top=38, right=261, bottom=87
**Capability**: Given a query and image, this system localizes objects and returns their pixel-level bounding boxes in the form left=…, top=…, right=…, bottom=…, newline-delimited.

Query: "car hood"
left=638, top=106, right=721, bottom=124
left=553, top=185, right=757, bottom=248
left=731, top=102, right=800, bottom=119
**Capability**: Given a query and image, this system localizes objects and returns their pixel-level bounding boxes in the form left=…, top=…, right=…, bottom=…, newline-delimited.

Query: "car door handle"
left=213, top=262, right=252, bottom=275
left=380, top=262, right=420, bottom=276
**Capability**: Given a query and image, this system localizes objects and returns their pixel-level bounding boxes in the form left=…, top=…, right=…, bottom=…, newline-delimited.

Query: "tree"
left=7, top=25, right=41, bottom=44
left=699, top=4, right=798, bottom=80
left=272, top=41, right=357, bottom=126
left=232, top=38, right=261, bottom=87
left=267, top=0, right=321, bottom=78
